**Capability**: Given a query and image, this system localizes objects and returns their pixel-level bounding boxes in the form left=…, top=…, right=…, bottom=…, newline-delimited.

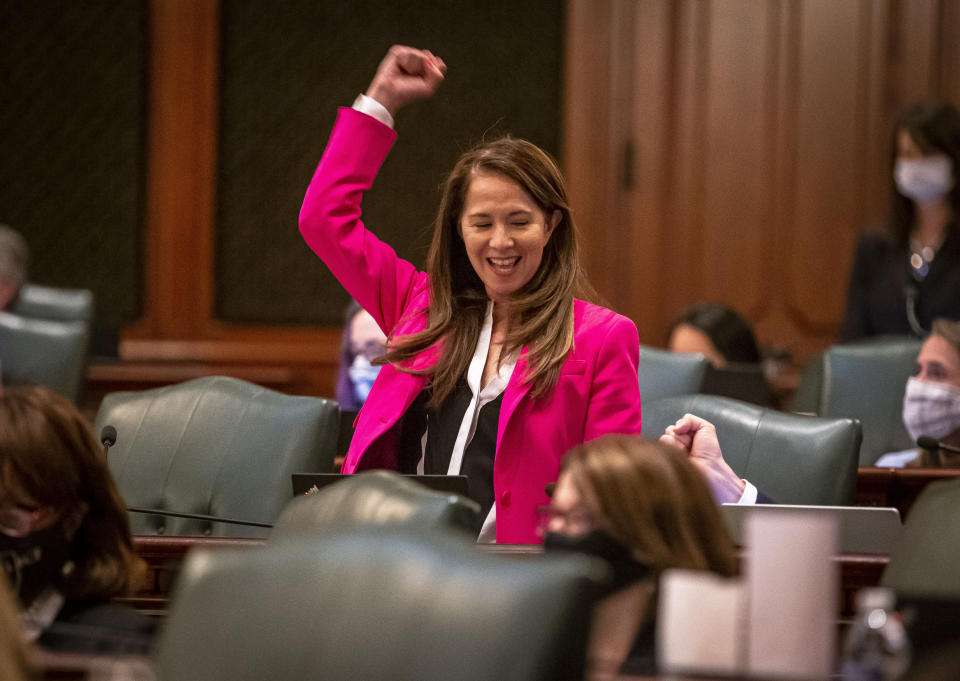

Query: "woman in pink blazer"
left=299, top=46, right=642, bottom=543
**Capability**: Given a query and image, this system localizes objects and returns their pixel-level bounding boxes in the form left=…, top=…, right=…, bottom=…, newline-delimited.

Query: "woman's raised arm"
left=364, top=45, right=446, bottom=117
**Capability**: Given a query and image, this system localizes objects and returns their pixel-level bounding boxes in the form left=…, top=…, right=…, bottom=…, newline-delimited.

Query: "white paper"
left=745, top=511, right=838, bottom=679
left=657, top=569, right=745, bottom=675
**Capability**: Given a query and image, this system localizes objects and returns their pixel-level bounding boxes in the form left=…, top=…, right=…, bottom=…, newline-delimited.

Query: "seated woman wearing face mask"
left=875, top=318, right=960, bottom=467
left=0, top=386, right=154, bottom=653
left=541, top=435, right=738, bottom=677
left=336, top=300, right=389, bottom=410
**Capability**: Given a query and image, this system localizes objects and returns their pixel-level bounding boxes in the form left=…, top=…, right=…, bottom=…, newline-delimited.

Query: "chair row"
left=0, top=283, right=94, bottom=403
left=639, top=337, right=922, bottom=465
left=93, top=376, right=862, bottom=538
left=152, top=468, right=960, bottom=681
left=4, top=288, right=916, bottom=469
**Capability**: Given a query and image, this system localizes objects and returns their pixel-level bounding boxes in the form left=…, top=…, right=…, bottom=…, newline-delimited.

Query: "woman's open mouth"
left=488, top=256, right=520, bottom=273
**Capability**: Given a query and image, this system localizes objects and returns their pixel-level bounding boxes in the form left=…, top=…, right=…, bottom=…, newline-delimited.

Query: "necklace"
left=909, top=234, right=944, bottom=281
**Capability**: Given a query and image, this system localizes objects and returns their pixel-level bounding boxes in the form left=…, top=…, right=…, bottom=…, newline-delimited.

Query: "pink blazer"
left=299, top=108, right=643, bottom=542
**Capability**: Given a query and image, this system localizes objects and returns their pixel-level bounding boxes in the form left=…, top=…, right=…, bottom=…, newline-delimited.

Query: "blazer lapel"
left=497, top=352, right=532, bottom=451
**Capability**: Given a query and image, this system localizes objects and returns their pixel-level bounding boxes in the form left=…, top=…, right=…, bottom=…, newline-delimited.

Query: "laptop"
left=292, top=473, right=470, bottom=498
left=720, top=504, right=903, bottom=555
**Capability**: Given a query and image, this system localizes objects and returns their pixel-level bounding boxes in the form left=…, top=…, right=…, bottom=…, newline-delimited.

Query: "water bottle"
left=842, top=587, right=911, bottom=681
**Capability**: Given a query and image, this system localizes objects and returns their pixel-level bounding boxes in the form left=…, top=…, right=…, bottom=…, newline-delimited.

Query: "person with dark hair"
left=0, top=386, right=154, bottom=653
left=840, top=99, right=960, bottom=340
left=335, top=300, right=388, bottom=411
left=0, top=224, right=29, bottom=311
left=667, top=302, right=761, bottom=368
left=299, top=46, right=643, bottom=543
left=541, top=436, right=738, bottom=676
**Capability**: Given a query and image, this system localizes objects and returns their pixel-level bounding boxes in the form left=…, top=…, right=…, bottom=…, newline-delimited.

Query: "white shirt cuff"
left=737, top=480, right=758, bottom=505
left=352, top=93, right=394, bottom=129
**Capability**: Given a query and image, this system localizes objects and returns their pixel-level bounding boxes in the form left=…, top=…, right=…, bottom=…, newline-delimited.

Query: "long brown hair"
left=561, top=436, right=738, bottom=578
left=382, top=137, right=596, bottom=407
left=0, top=386, right=144, bottom=600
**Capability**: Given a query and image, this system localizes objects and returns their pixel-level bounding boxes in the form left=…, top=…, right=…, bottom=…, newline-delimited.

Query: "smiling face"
left=459, top=171, right=559, bottom=308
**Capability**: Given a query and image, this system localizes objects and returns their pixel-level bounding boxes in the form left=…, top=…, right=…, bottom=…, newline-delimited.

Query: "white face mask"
left=902, top=376, right=960, bottom=443
left=894, top=156, right=955, bottom=203
left=348, top=356, right=381, bottom=404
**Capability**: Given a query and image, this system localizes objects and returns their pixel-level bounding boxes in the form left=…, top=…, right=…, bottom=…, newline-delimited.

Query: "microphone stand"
left=99, top=425, right=272, bottom=529
left=126, top=507, right=273, bottom=529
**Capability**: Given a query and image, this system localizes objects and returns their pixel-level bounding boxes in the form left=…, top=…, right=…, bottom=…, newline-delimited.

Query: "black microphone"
left=126, top=507, right=273, bottom=529
left=916, top=436, right=960, bottom=455
left=100, top=425, right=117, bottom=458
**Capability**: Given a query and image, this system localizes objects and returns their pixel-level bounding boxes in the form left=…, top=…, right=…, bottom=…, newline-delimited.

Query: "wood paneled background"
left=8, top=0, right=960, bottom=401
left=566, top=0, right=960, bottom=364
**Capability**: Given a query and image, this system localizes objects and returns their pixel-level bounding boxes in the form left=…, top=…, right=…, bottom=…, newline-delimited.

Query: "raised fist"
left=365, top=45, right=446, bottom=116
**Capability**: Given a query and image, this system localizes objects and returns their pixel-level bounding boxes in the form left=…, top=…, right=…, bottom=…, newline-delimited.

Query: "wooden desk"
left=82, top=360, right=310, bottom=419
left=856, top=466, right=960, bottom=518
left=35, top=651, right=152, bottom=681
left=124, top=536, right=886, bottom=622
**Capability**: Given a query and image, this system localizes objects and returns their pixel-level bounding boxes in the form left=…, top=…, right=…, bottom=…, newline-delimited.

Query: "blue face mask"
left=349, top=356, right=381, bottom=404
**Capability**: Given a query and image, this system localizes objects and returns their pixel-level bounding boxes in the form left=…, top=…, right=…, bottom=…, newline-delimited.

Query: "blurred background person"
left=667, top=302, right=762, bottom=369
left=840, top=99, right=960, bottom=341
left=335, top=300, right=388, bottom=411
left=875, top=318, right=960, bottom=467
left=541, top=436, right=738, bottom=677
left=0, top=224, right=29, bottom=311
left=668, top=302, right=775, bottom=407
left=0, top=386, right=154, bottom=653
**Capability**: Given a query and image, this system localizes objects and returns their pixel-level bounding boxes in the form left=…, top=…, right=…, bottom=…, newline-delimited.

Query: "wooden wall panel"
left=937, top=0, right=960, bottom=104
left=129, top=0, right=219, bottom=340
left=101, top=0, right=960, bottom=402
left=629, top=0, right=673, bottom=345
left=860, top=0, right=894, bottom=233
left=567, top=0, right=959, bottom=368
left=787, top=0, right=864, bottom=331
left=896, top=0, right=941, bottom=100
left=563, top=0, right=620, bottom=310
left=700, top=1, right=777, bottom=318
left=662, top=0, right=710, bottom=325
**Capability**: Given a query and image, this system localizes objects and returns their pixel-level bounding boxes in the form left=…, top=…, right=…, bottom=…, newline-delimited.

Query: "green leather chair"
left=637, top=344, right=709, bottom=402
left=642, top=395, right=862, bottom=505
left=881, top=477, right=960, bottom=597
left=271, top=470, right=481, bottom=542
left=13, top=283, right=94, bottom=322
left=793, top=338, right=922, bottom=465
left=94, top=376, right=338, bottom=537
left=0, top=311, right=90, bottom=402
left=155, top=528, right=603, bottom=681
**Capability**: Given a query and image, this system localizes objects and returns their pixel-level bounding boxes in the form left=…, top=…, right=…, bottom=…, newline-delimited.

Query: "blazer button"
left=500, top=491, right=512, bottom=507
